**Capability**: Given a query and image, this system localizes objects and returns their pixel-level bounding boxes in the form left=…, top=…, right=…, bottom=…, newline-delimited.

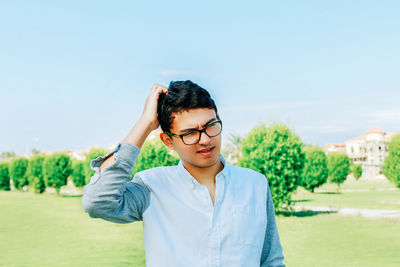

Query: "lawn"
left=0, top=191, right=145, bottom=266
left=312, top=178, right=396, bottom=191
left=1, top=183, right=400, bottom=266
left=279, top=213, right=400, bottom=267
left=292, top=179, right=400, bottom=210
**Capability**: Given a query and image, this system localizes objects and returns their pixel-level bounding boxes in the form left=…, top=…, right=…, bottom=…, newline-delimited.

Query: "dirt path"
left=314, top=188, right=398, bottom=193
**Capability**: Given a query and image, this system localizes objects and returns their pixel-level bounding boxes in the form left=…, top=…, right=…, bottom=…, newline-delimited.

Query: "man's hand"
left=100, top=83, right=168, bottom=172
left=123, top=83, right=168, bottom=147
left=140, top=83, right=168, bottom=131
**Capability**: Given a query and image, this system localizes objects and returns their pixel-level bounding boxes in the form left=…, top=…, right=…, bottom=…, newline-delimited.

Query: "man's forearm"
left=100, top=118, right=153, bottom=172
left=122, top=117, right=155, bottom=148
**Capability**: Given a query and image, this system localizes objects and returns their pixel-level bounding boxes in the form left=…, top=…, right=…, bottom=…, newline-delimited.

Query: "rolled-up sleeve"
left=260, top=183, right=285, bottom=267
left=82, top=142, right=150, bottom=224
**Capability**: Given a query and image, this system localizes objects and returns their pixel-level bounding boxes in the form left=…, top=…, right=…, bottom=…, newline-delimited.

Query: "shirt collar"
left=177, top=154, right=230, bottom=189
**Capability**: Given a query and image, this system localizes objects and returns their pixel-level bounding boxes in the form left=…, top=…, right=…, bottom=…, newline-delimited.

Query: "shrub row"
left=0, top=148, right=110, bottom=193
left=0, top=139, right=179, bottom=194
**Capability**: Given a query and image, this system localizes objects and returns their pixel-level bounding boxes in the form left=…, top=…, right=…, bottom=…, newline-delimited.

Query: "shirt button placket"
left=210, top=225, right=220, bottom=267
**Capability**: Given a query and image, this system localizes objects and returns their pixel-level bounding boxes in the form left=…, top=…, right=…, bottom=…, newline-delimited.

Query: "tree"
left=351, top=164, right=362, bottom=180
left=32, top=177, right=46, bottom=194
left=71, top=160, right=86, bottom=188
left=301, top=146, right=329, bottom=193
left=238, top=123, right=305, bottom=211
left=327, top=152, right=350, bottom=190
left=0, top=162, right=10, bottom=190
left=132, top=138, right=179, bottom=176
left=43, top=153, right=72, bottom=193
left=383, top=134, right=400, bottom=188
left=26, top=155, right=46, bottom=193
left=10, top=158, right=29, bottom=190
left=84, top=147, right=108, bottom=185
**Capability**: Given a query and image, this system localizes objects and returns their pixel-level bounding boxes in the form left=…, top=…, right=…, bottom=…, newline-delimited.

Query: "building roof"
left=346, top=126, right=387, bottom=143
left=365, top=126, right=386, bottom=135
left=346, top=134, right=366, bottom=143
left=324, top=143, right=345, bottom=148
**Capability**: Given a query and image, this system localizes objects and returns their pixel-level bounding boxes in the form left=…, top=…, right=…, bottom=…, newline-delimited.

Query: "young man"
left=82, top=81, right=285, bottom=267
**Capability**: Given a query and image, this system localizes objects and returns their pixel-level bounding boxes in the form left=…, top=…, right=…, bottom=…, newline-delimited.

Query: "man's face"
left=162, top=108, right=222, bottom=170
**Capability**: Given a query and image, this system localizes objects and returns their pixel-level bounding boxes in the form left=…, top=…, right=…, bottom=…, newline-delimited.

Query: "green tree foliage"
left=327, top=152, right=350, bottom=190
left=84, top=147, right=108, bottom=184
left=132, top=138, right=179, bottom=176
left=383, top=134, right=400, bottom=188
left=71, top=160, right=86, bottom=187
left=32, top=177, right=46, bottom=194
left=351, top=164, right=362, bottom=180
left=301, top=147, right=329, bottom=193
left=0, top=162, right=11, bottom=190
left=10, top=158, right=29, bottom=190
left=26, top=155, right=46, bottom=193
left=43, top=153, right=72, bottom=193
left=238, top=123, right=305, bottom=211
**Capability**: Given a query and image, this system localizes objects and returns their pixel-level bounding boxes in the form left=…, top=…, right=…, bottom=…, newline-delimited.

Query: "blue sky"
left=1, top=1, right=399, bottom=155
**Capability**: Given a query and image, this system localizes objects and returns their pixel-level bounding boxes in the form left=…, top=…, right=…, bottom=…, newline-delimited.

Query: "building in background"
left=324, top=127, right=399, bottom=179
left=345, top=126, right=400, bottom=179
left=323, top=143, right=346, bottom=154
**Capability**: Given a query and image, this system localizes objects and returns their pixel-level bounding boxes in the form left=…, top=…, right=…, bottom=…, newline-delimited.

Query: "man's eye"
left=206, top=121, right=219, bottom=128
left=183, top=131, right=198, bottom=137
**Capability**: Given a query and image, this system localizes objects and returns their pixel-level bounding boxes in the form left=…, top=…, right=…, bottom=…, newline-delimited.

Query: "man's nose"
left=198, top=131, right=211, bottom=145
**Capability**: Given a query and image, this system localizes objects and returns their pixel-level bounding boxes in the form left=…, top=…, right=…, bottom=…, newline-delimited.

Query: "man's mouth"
left=197, top=146, right=215, bottom=154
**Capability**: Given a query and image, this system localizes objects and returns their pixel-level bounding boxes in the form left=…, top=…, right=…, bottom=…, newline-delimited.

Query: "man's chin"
left=195, top=156, right=221, bottom=169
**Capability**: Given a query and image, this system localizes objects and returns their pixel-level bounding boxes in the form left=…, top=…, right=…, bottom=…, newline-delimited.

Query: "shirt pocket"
left=233, top=205, right=266, bottom=247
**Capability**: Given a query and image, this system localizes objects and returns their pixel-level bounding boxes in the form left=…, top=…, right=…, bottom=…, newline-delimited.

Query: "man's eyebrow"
left=179, top=118, right=218, bottom=133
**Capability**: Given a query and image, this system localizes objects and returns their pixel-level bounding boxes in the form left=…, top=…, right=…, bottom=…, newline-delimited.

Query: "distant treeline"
left=1, top=123, right=399, bottom=212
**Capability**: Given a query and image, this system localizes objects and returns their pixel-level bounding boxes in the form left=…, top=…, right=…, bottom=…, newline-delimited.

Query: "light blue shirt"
left=82, top=142, right=285, bottom=267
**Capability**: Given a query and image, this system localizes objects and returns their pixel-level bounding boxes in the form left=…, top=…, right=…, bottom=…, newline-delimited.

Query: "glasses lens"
left=205, top=122, right=222, bottom=137
left=182, top=131, right=200, bottom=145
left=180, top=121, right=222, bottom=145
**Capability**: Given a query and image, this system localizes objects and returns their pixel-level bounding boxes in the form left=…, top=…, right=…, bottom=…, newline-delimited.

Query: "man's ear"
left=160, top=133, right=174, bottom=150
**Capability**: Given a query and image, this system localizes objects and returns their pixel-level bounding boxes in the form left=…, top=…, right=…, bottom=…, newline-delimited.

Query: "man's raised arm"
left=81, top=84, right=168, bottom=223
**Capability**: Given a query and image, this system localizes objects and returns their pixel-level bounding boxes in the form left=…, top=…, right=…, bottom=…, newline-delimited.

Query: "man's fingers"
left=152, top=83, right=168, bottom=92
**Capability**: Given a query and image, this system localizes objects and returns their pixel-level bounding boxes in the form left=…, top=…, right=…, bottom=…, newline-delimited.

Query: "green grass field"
left=0, top=192, right=145, bottom=266
left=292, top=179, right=400, bottom=210
left=1, top=179, right=399, bottom=266
left=311, top=178, right=396, bottom=191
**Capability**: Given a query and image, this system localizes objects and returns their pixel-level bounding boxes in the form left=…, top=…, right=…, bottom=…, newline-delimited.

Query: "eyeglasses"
left=166, top=120, right=223, bottom=145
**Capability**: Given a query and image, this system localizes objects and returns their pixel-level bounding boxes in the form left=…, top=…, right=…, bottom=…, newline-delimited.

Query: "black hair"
left=157, top=80, right=218, bottom=133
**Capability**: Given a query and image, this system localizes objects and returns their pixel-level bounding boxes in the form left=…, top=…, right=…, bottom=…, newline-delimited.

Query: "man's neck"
left=183, top=160, right=224, bottom=186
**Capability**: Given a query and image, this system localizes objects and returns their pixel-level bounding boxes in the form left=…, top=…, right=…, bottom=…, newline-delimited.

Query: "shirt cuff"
left=90, top=142, right=140, bottom=172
